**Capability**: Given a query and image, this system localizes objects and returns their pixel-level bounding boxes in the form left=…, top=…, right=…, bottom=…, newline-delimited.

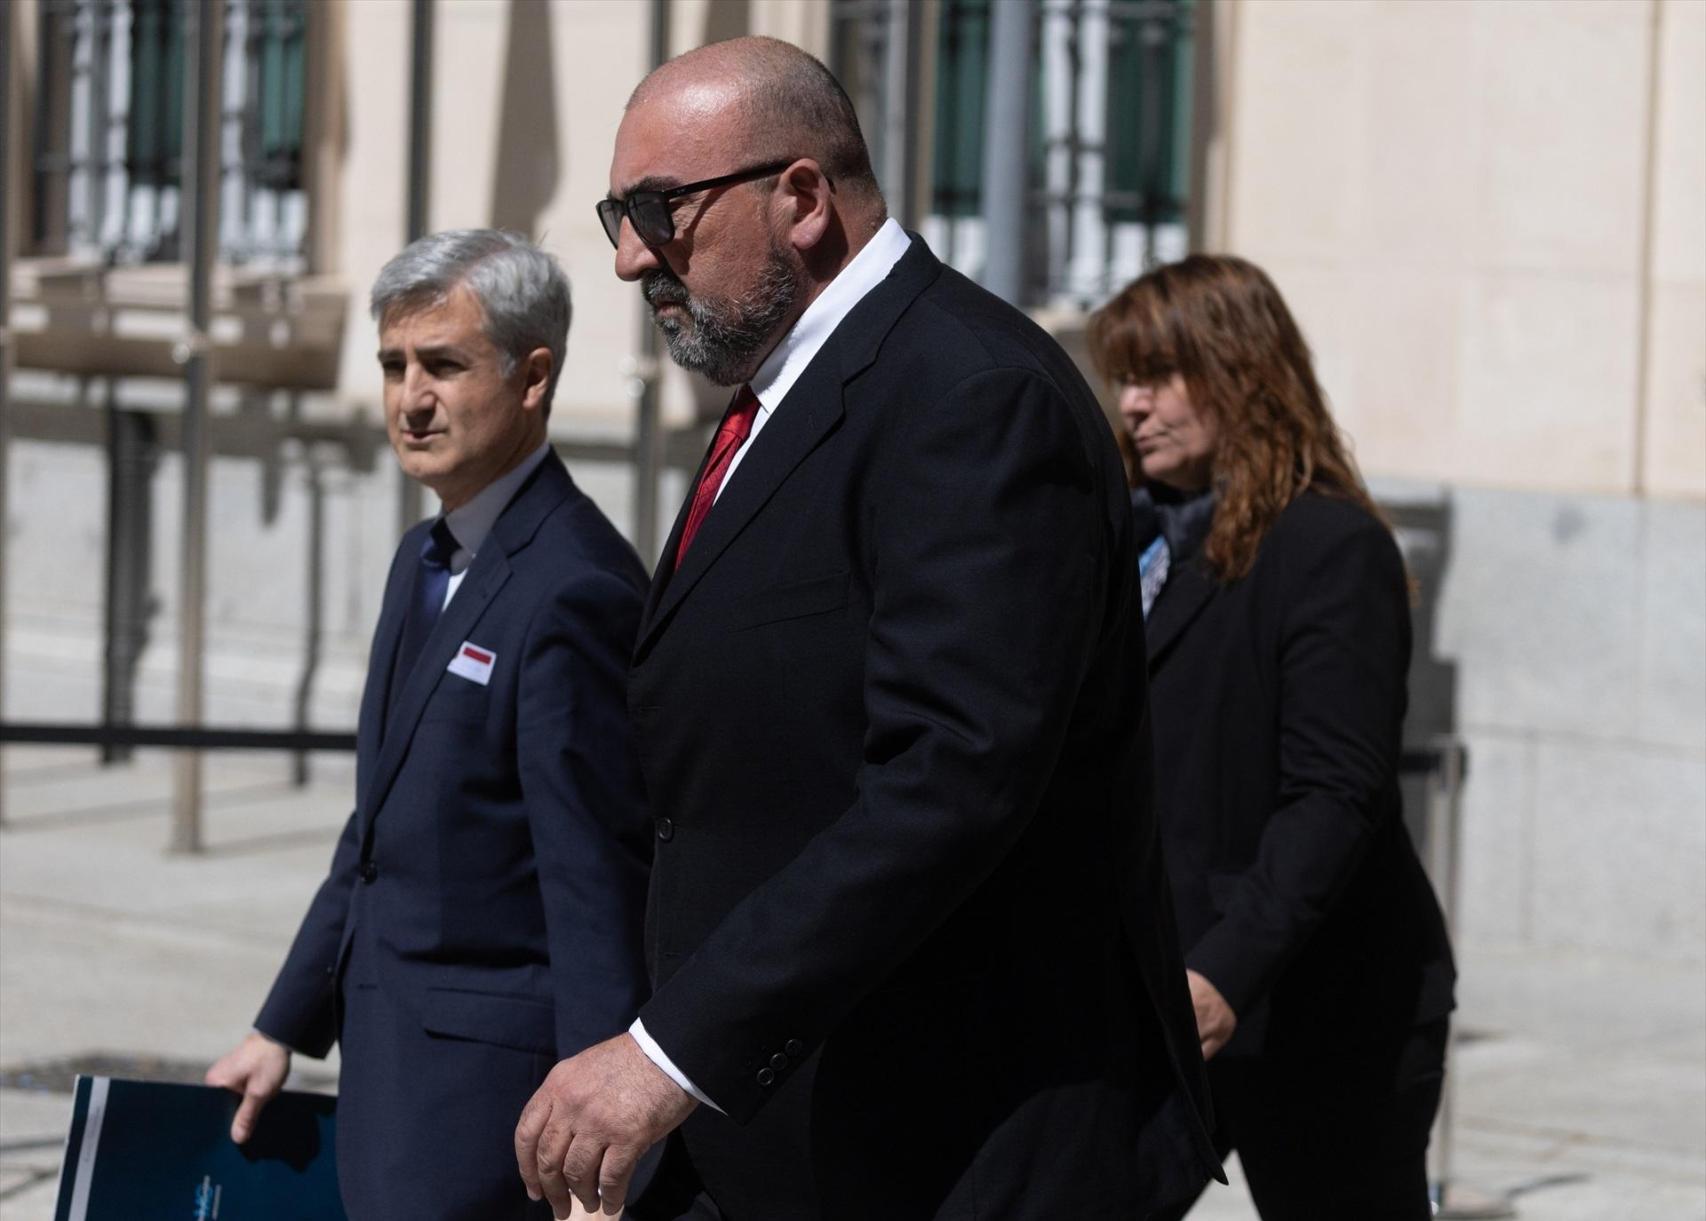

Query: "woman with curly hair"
left=1089, top=255, right=1455, bottom=1220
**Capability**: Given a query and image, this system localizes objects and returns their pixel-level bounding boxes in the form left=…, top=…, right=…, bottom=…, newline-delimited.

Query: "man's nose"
left=400, top=367, right=435, bottom=414
left=613, top=217, right=661, bottom=282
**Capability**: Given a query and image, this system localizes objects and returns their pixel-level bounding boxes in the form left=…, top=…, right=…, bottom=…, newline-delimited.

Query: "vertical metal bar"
left=406, top=0, right=432, bottom=244
left=292, top=445, right=323, bottom=786
left=86, top=0, right=109, bottom=253
left=1423, top=739, right=1513, bottom=1219
left=1063, top=0, right=1084, bottom=302
left=881, top=0, right=921, bottom=229
left=1422, top=751, right=1456, bottom=1204
left=980, top=0, right=1034, bottom=305
left=0, top=0, right=14, bottom=818
left=103, top=397, right=157, bottom=766
left=171, top=0, right=225, bottom=854
left=396, top=0, right=433, bottom=537
left=629, top=0, right=670, bottom=565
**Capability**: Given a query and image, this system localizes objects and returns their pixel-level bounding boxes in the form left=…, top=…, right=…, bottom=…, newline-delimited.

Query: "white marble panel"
left=1439, top=488, right=1645, bottom=739
left=1635, top=499, right=1706, bottom=751
left=1531, top=737, right=1706, bottom=961
left=1456, top=729, right=1537, bottom=949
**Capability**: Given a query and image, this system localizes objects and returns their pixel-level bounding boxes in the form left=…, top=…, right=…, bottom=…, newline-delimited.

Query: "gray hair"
left=370, top=229, right=572, bottom=408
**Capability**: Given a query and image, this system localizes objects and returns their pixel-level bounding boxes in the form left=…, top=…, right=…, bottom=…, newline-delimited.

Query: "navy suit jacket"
left=255, top=454, right=651, bottom=1192
left=629, top=238, right=1217, bottom=1220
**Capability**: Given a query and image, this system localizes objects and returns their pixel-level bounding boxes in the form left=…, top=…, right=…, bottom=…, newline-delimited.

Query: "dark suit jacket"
left=1142, top=490, right=1454, bottom=1060
left=629, top=237, right=1218, bottom=1220
left=255, top=454, right=652, bottom=1208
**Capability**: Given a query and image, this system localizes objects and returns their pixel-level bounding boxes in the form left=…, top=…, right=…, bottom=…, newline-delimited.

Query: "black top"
left=1144, top=488, right=1455, bottom=1058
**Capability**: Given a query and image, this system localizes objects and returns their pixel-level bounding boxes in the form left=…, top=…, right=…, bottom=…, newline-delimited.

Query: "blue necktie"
left=393, top=518, right=459, bottom=689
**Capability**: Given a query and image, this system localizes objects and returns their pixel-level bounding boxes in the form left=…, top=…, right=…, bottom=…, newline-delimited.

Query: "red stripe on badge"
left=461, top=645, right=493, bottom=664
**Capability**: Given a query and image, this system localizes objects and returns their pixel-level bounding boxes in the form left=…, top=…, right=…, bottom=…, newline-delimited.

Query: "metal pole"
left=171, top=0, right=225, bottom=854
left=1424, top=738, right=1515, bottom=1220
left=881, top=0, right=921, bottom=229
left=103, top=400, right=157, bottom=766
left=629, top=0, right=670, bottom=565
left=981, top=0, right=1035, bottom=305
left=397, top=0, right=434, bottom=538
left=291, top=451, right=324, bottom=786
left=0, top=0, right=14, bottom=820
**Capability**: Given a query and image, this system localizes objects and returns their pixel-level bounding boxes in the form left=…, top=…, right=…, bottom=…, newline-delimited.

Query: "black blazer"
left=1143, top=490, right=1454, bottom=1059
left=629, top=237, right=1218, bottom=1220
left=255, top=455, right=653, bottom=1192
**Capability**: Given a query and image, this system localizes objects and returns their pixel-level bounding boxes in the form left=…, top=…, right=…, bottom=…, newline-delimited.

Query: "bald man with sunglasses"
left=516, top=38, right=1219, bottom=1221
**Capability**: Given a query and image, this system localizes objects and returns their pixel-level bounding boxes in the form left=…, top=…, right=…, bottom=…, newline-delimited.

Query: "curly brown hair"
left=1088, top=254, right=1380, bottom=581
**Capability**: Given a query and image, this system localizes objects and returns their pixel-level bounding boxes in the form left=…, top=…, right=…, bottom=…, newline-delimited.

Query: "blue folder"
left=52, top=1076, right=345, bottom=1220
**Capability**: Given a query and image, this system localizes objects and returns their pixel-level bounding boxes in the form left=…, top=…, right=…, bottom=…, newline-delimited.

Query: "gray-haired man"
left=206, top=230, right=651, bottom=1221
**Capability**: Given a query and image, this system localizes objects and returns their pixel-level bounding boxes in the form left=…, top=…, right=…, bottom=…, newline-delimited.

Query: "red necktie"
left=674, top=384, right=761, bottom=568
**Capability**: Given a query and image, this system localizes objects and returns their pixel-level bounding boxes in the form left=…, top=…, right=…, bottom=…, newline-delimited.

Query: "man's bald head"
left=628, top=37, right=884, bottom=217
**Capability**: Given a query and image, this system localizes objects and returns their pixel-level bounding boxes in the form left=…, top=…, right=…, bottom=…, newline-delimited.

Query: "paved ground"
left=2, top=746, right=1702, bottom=1220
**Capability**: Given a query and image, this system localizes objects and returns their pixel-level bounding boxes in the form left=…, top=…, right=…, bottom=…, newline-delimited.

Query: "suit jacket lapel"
left=1144, top=558, right=1218, bottom=671
left=359, top=454, right=572, bottom=831
left=357, top=541, right=414, bottom=793
left=639, top=434, right=715, bottom=633
left=636, top=235, right=942, bottom=654
left=638, top=365, right=845, bottom=652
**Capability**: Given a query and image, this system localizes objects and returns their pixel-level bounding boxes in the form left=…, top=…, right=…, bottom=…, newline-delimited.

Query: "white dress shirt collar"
left=711, top=218, right=912, bottom=502
left=747, top=217, right=913, bottom=413
left=438, top=439, right=551, bottom=575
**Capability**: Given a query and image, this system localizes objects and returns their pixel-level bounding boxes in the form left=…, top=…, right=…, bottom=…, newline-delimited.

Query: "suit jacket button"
left=324, top=965, right=336, bottom=977
left=769, top=1053, right=788, bottom=1071
left=655, top=817, right=675, bottom=842
left=756, top=1067, right=775, bottom=1087
left=359, top=860, right=378, bottom=883
left=784, top=1039, right=805, bottom=1057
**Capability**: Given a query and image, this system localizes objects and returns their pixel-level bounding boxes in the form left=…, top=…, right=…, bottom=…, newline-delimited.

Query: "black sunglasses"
left=596, top=158, right=801, bottom=249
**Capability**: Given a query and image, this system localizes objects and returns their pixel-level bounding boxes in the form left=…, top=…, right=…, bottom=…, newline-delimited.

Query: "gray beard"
left=643, top=244, right=801, bottom=387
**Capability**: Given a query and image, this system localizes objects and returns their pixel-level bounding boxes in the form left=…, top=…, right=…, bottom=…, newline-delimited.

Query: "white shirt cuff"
left=629, top=1018, right=724, bottom=1114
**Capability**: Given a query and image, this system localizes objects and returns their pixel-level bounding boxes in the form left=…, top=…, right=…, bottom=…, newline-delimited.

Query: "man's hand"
left=515, top=1033, right=697, bottom=1218
left=204, top=1031, right=291, bottom=1144
left=1187, top=969, right=1237, bottom=1061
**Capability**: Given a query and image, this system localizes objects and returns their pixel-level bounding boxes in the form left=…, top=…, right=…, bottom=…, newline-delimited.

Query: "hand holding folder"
left=53, top=1076, right=345, bottom=1220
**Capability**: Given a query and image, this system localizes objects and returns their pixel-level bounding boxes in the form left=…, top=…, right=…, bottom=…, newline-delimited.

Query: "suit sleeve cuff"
left=629, top=1018, right=725, bottom=1115
left=1185, top=921, right=1273, bottom=1019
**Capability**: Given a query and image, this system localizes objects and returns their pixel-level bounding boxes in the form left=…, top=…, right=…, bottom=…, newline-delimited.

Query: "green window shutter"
left=127, top=0, right=186, bottom=187
left=254, top=0, right=307, bottom=189
left=1104, top=0, right=1192, bottom=226
left=931, top=0, right=991, bottom=219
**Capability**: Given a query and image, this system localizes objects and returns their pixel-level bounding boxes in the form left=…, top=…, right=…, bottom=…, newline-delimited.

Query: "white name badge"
left=447, top=641, right=496, bottom=686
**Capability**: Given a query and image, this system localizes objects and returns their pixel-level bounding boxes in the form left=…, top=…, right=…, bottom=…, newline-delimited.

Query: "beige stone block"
left=1228, top=0, right=1376, bottom=258
left=542, top=0, right=650, bottom=419
left=334, top=0, right=412, bottom=396
left=430, top=0, right=510, bottom=231
left=1641, top=0, right=1706, bottom=498
left=1652, top=0, right=1706, bottom=279
left=1337, top=269, right=1466, bottom=481
left=1642, top=285, right=1706, bottom=497
left=1454, top=270, right=1640, bottom=491
left=1363, top=0, right=1482, bottom=260
left=1470, top=0, right=1649, bottom=275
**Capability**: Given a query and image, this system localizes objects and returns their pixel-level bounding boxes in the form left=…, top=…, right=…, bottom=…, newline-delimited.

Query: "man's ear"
left=520, top=347, right=553, bottom=413
left=778, top=160, right=833, bottom=253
